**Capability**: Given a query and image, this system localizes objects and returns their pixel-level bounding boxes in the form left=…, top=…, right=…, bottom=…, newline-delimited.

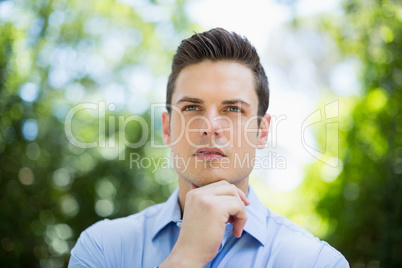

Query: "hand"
left=160, top=180, right=250, bottom=268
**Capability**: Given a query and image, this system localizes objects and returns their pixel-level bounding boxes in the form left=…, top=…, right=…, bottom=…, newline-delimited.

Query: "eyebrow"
left=221, top=99, right=250, bottom=107
left=176, top=97, right=250, bottom=107
left=176, top=97, right=203, bottom=104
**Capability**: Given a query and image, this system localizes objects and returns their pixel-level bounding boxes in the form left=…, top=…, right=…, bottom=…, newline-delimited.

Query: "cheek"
left=245, top=131, right=258, bottom=147
left=244, top=118, right=260, bottom=146
left=232, top=120, right=259, bottom=148
left=170, top=116, right=202, bottom=150
left=169, top=115, right=185, bottom=139
left=186, top=117, right=204, bottom=136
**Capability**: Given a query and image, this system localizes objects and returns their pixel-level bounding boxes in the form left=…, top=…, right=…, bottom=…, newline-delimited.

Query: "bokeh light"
left=1, top=0, right=401, bottom=267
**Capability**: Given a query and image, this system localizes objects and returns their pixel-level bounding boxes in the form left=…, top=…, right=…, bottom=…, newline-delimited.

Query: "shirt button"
left=176, top=222, right=182, bottom=227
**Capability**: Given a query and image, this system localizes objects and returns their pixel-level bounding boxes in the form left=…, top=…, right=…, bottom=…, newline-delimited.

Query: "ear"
left=162, top=112, right=171, bottom=146
left=256, top=114, right=271, bottom=149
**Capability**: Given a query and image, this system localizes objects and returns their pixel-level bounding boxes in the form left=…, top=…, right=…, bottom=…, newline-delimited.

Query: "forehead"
left=173, top=60, right=258, bottom=106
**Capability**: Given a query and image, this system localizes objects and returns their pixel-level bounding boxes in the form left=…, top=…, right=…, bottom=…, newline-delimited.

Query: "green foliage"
left=303, top=0, right=402, bottom=266
left=0, top=0, right=197, bottom=267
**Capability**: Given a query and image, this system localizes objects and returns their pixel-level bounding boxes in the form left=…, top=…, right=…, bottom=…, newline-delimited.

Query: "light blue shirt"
left=69, top=187, right=349, bottom=267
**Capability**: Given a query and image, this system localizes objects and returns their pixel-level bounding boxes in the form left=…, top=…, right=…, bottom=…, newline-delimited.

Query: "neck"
left=177, top=177, right=249, bottom=216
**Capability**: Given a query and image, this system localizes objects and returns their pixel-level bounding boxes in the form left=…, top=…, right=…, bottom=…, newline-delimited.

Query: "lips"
left=194, top=147, right=226, bottom=160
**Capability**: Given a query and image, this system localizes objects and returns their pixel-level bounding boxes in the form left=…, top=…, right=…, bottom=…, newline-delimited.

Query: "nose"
left=201, top=130, right=219, bottom=137
left=200, top=109, right=222, bottom=138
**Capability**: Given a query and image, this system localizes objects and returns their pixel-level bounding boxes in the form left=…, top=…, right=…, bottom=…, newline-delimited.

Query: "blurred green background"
left=0, top=0, right=401, bottom=267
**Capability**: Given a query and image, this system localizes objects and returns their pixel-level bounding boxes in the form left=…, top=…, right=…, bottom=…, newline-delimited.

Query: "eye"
left=183, top=105, right=200, bottom=111
left=226, top=106, right=243, bottom=113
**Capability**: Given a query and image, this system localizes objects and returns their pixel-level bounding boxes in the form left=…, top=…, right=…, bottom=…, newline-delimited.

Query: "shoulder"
left=265, top=209, right=317, bottom=242
left=69, top=202, right=164, bottom=267
left=84, top=202, right=163, bottom=237
left=86, top=201, right=165, bottom=243
left=264, top=209, right=349, bottom=267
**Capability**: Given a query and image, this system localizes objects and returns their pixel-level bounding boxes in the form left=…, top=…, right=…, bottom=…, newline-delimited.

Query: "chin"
left=177, top=166, right=250, bottom=188
left=197, top=177, right=227, bottom=187
left=180, top=171, right=225, bottom=187
left=194, top=172, right=245, bottom=187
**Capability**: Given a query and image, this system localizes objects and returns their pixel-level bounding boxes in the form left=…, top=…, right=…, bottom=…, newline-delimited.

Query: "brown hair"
left=166, top=28, right=269, bottom=124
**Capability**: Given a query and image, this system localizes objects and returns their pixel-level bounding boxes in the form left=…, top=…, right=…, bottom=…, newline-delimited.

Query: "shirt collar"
left=152, top=188, right=181, bottom=240
left=243, top=186, right=267, bottom=246
left=151, top=186, right=267, bottom=246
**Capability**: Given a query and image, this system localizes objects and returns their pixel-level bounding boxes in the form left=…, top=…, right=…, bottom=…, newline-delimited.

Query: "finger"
left=227, top=200, right=247, bottom=238
left=232, top=215, right=247, bottom=238
left=202, top=181, right=250, bottom=206
left=236, top=188, right=250, bottom=206
left=218, top=196, right=247, bottom=238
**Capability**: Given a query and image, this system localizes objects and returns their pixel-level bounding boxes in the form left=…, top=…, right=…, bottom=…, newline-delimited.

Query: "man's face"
left=162, top=60, right=269, bottom=189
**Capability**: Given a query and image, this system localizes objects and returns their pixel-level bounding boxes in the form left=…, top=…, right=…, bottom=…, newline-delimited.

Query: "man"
left=69, top=28, right=349, bottom=267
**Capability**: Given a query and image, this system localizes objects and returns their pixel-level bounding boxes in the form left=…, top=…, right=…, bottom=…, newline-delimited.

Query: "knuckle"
left=199, top=198, right=216, bottom=211
left=236, top=198, right=246, bottom=211
left=236, top=198, right=243, bottom=208
left=185, top=194, right=192, bottom=204
left=198, top=196, right=210, bottom=206
left=229, top=185, right=238, bottom=195
left=186, top=189, right=198, bottom=202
